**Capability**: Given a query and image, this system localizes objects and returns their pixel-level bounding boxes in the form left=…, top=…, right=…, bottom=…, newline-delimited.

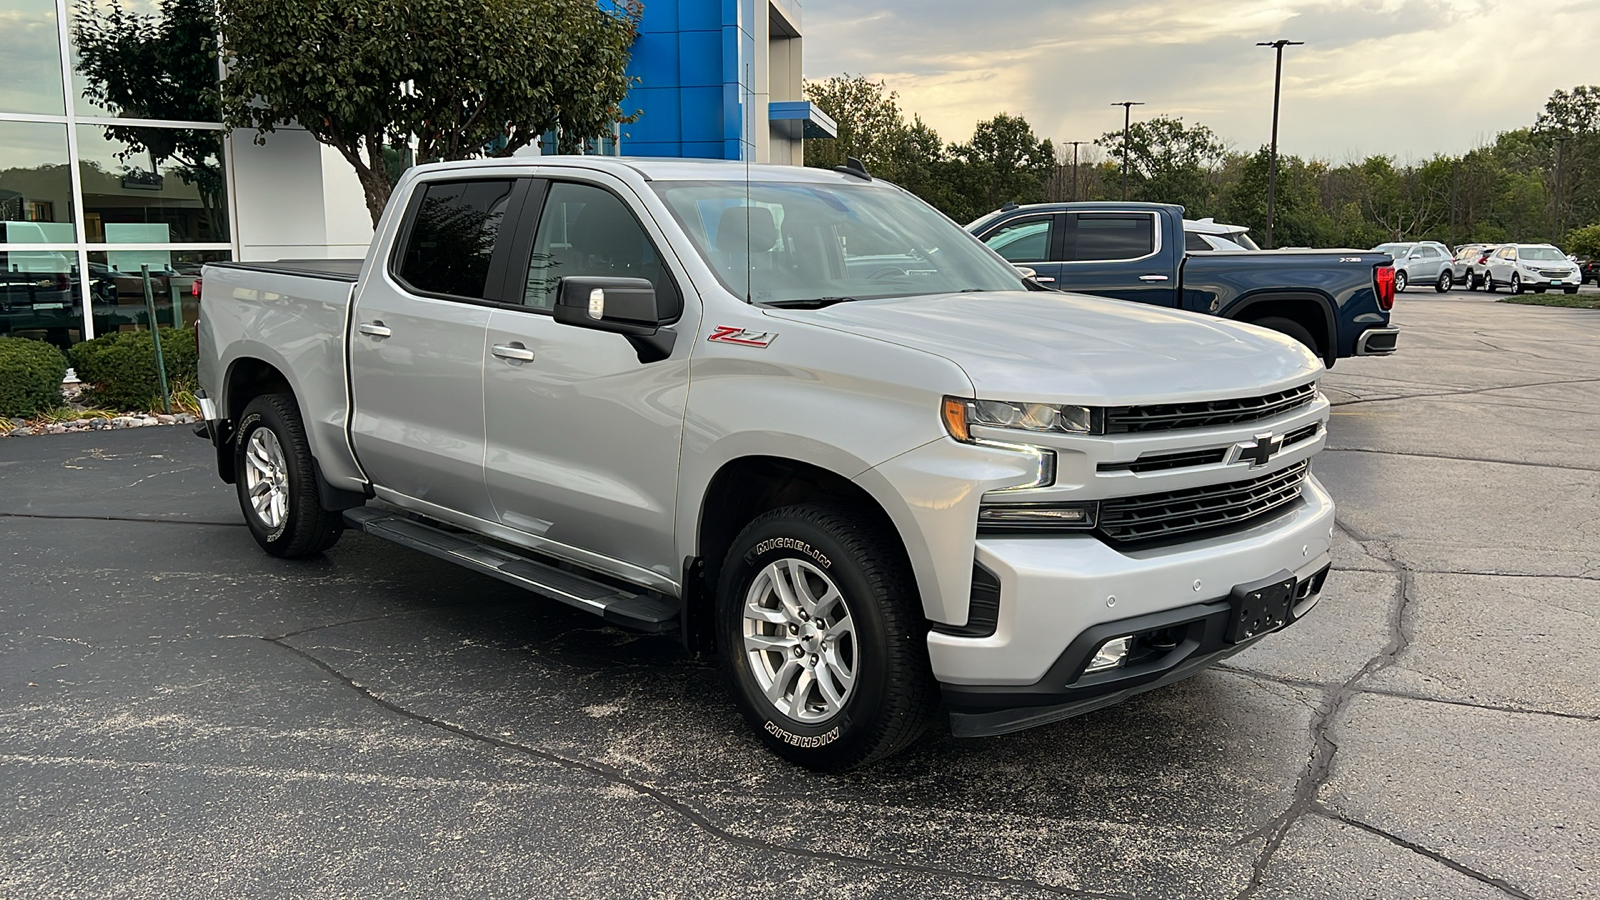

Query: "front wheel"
left=234, top=393, right=343, bottom=558
left=1511, top=274, right=1524, bottom=294
left=1394, top=270, right=1409, bottom=292
left=1250, top=316, right=1321, bottom=360
left=717, top=504, right=936, bottom=771
left=1436, top=271, right=1452, bottom=293
left=1485, top=273, right=1498, bottom=293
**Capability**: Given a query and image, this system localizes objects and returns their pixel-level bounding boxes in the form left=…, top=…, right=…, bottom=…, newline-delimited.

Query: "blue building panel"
left=621, top=0, right=759, bottom=161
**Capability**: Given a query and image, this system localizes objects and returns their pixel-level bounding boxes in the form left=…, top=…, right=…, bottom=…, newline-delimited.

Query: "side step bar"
left=342, top=507, right=679, bottom=633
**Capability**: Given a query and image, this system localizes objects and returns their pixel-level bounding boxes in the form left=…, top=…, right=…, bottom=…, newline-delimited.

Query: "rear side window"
left=1069, top=214, right=1155, bottom=261
left=396, top=179, right=515, bottom=299
left=1185, top=232, right=1212, bottom=252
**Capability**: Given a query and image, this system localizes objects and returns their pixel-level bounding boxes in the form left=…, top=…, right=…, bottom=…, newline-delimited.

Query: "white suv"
left=1483, top=244, right=1583, bottom=295
left=1373, top=241, right=1453, bottom=292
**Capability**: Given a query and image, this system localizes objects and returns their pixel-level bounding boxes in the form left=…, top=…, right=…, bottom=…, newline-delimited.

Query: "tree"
left=945, top=113, right=1054, bottom=222
left=73, top=0, right=228, bottom=240
left=803, top=75, right=910, bottom=175
left=1565, top=223, right=1600, bottom=258
left=1095, top=115, right=1226, bottom=213
left=218, top=0, right=640, bottom=225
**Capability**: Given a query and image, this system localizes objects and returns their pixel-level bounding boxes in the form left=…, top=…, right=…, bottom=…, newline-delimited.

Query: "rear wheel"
left=1436, top=270, right=1451, bottom=293
left=1467, top=271, right=1481, bottom=291
left=1250, top=316, right=1320, bottom=359
left=717, top=504, right=935, bottom=771
left=1394, top=270, right=1409, bottom=292
left=234, top=393, right=343, bottom=558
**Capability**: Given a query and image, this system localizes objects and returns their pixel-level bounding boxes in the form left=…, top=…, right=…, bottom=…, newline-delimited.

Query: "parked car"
left=1483, top=244, right=1584, bottom=294
left=1184, top=217, right=1262, bottom=252
left=1372, top=241, right=1453, bottom=292
left=1447, top=244, right=1501, bottom=291
left=1575, top=256, right=1598, bottom=285
left=968, top=202, right=1399, bottom=364
left=197, top=157, right=1336, bottom=770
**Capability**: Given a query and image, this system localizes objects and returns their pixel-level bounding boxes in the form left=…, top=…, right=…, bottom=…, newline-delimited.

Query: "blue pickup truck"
left=968, top=202, right=1398, bottom=365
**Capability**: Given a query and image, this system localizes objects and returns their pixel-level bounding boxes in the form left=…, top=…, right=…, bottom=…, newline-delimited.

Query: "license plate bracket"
left=1227, top=572, right=1296, bottom=643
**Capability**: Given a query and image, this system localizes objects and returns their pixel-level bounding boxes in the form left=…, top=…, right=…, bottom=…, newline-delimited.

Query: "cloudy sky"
left=801, top=0, right=1600, bottom=162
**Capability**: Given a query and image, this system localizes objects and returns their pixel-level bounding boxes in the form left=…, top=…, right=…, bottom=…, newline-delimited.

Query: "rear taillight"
left=1374, top=265, right=1396, bottom=310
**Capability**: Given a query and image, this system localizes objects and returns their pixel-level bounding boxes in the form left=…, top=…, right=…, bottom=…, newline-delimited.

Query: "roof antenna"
left=834, top=156, right=872, bottom=181
left=744, top=62, right=752, bottom=303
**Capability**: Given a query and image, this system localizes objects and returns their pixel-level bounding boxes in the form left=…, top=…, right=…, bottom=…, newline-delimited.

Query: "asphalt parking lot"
left=2, top=292, right=1596, bottom=899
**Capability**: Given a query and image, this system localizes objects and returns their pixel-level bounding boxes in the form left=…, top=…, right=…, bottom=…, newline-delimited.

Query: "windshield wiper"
left=760, top=297, right=858, bottom=309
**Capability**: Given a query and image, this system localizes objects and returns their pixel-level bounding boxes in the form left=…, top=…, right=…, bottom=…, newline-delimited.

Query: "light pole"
left=1111, top=101, right=1144, bottom=200
left=1553, top=135, right=1571, bottom=242
left=1067, top=140, right=1087, bottom=200
left=1256, top=39, right=1302, bottom=249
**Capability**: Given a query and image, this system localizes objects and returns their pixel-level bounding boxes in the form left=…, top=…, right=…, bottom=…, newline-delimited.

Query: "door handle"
left=1138, top=274, right=1170, bottom=282
left=1032, top=276, right=1055, bottom=283
left=491, top=342, right=535, bottom=362
left=357, top=321, right=391, bottom=338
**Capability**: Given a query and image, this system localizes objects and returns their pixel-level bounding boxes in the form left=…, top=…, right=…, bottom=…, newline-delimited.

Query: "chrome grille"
left=1098, top=460, right=1309, bottom=544
left=1105, top=382, right=1316, bottom=433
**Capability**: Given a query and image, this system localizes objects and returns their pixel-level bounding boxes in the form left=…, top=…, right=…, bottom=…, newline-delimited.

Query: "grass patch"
left=1498, top=294, right=1600, bottom=309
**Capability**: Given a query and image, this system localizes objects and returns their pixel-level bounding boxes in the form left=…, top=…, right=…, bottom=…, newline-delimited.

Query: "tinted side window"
left=397, top=180, right=514, bottom=299
left=981, top=216, right=1052, bottom=263
left=524, top=182, right=677, bottom=315
left=1185, top=232, right=1212, bottom=252
left=1070, top=214, right=1155, bottom=261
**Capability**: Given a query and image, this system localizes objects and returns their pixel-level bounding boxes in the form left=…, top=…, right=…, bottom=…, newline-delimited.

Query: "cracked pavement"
left=2, top=291, right=1595, bottom=898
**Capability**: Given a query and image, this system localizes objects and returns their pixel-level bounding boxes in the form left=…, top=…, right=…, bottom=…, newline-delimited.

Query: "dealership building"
left=0, top=0, right=833, bottom=346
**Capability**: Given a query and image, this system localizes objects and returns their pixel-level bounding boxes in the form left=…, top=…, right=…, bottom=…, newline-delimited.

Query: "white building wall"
left=228, top=125, right=372, bottom=261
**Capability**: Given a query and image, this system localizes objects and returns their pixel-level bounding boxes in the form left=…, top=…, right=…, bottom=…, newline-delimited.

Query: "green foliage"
left=1565, top=224, right=1600, bottom=258
left=0, top=337, right=68, bottom=418
left=805, top=77, right=1600, bottom=250
left=1097, top=116, right=1226, bottom=212
left=218, top=0, right=640, bottom=225
left=69, top=328, right=197, bottom=412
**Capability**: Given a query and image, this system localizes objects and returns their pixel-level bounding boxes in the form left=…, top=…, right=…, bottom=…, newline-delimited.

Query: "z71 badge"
left=708, top=326, right=777, bottom=348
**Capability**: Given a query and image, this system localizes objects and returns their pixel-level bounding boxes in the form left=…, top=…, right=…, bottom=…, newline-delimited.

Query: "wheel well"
left=687, top=456, right=911, bottom=654
left=1234, top=295, right=1335, bottom=366
left=225, top=358, right=293, bottom=423
left=215, top=358, right=293, bottom=483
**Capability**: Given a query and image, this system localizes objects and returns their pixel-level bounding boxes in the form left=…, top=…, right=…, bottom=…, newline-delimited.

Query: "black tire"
left=1435, top=270, right=1451, bottom=293
left=716, top=504, right=936, bottom=771
left=233, top=393, right=343, bottom=558
left=1467, top=272, right=1481, bottom=291
left=1511, top=274, right=1524, bottom=295
left=1485, top=273, right=1498, bottom=293
left=1250, top=316, right=1321, bottom=359
left=1565, top=287, right=1579, bottom=295
left=1394, top=270, right=1408, bottom=292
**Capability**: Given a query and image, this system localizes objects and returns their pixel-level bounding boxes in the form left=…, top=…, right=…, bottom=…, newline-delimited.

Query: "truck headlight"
left=943, top=396, right=1100, bottom=436
left=942, top=397, right=1057, bottom=491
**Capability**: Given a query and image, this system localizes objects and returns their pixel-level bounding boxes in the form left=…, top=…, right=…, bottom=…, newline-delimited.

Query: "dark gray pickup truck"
left=968, top=202, right=1398, bottom=366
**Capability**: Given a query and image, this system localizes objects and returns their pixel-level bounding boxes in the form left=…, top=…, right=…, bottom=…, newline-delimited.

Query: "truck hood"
left=764, top=291, right=1322, bottom=405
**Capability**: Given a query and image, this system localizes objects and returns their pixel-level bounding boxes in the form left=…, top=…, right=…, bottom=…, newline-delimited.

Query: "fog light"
left=1085, top=636, right=1132, bottom=674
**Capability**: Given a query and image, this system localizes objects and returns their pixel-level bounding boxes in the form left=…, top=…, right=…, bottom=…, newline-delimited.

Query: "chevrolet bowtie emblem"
left=1233, top=432, right=1285, bottom=468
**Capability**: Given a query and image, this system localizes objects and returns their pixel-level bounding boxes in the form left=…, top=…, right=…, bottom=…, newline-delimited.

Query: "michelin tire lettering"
left=765, top=721, right=841, bottom=748
left=754, top=537, right=832, bottom=568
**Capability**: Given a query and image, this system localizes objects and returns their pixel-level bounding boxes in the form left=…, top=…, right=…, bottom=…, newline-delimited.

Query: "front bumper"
left=928, top=475, right=1335, bottom=736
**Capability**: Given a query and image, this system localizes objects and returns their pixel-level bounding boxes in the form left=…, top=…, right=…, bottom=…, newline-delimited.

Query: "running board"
left=342, top=507, right=679, bottom=632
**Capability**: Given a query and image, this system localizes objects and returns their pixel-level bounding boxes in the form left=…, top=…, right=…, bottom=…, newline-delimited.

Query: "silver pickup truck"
left=196, top=157, right=1335, bottom=770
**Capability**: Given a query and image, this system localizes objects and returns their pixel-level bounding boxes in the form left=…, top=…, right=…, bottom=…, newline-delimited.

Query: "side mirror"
left=1013, top=265, right=1038, bottom=280
left=552, top=276, right=676, bottom=362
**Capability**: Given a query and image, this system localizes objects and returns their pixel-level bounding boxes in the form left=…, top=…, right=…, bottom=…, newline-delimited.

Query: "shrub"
left=69, top=327, right=198, bottom=412
left=0, top=336, right=69, bottom=417
left=1565, top=223, right=1600, bottom=259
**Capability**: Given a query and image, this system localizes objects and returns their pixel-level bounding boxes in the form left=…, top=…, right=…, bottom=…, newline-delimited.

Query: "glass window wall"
left=1, top=249, right=84, bottom=348
left=0, top=121, right=77, bottom=242
left=69, top=0, right=221, bottom=122
left=0, top=0, right=66, bottom=115
left=78, top=124, right=228, bottom=243
left=88, top=248, right=227, bottom=333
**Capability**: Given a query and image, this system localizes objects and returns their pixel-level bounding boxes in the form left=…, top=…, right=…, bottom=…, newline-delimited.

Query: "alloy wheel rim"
left=742, top=557, right=858, bottom=723
left=244, top=428, right=289, bottom=529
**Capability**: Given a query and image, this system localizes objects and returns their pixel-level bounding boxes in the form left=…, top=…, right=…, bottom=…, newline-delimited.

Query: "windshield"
left=651, top=180, right=1024, bottom=305
left=1374, top=243, right=1411, bottom=257
left=1519, top=246, right=1566, bottom=261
